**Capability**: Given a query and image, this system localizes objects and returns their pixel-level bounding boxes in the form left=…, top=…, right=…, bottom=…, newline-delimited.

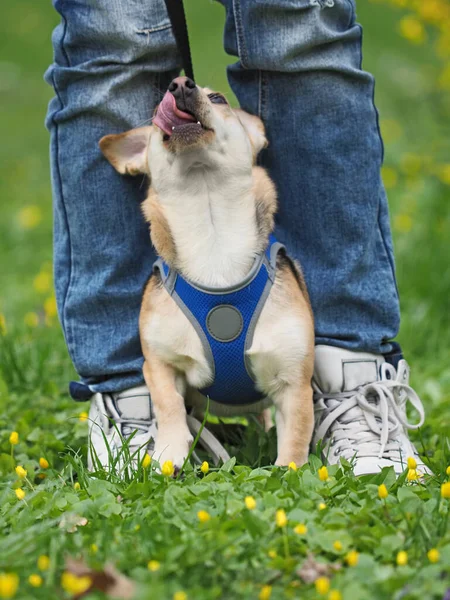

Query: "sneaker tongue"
left=314, top=346, right=385, bottom=394
left=113, top=386, right=152, bottom=421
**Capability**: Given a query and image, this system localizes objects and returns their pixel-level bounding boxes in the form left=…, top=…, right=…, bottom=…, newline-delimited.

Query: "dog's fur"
left=100, top=79, right=315, bottom=469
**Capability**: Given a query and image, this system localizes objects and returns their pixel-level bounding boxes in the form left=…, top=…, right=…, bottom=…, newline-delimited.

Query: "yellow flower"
left=267, top=550, right=277, bottom=559
left=288, top=461, right=297, bottom=471
left=427, top=548, right=440, bottom=563
left=78, top=411, right=88, bottom=422
left=0, top=314, right=7, bottom=335
left=407, top=469, right=420, bottom=482
left=90, top=544, right=98, bottom=554
left=329, top=591, right=342, bottom=600
left=318, top=466, right=329, bottom=481
left=333, top=540, right=343, bottom=552
left=378, top=484, right=388, bottom=499
left=259, top=585, right=272, bottom=600
left=147, top=560, right=161, bottom=572
left=446, top=465, right=450, bottom=476
left=44, top=296, right=58, bottom=319
left=173, top=592, right=187, bottom=600
left=73, top=482, right=81, bottom=491
left=161, top=460, right=175, bottom=477
left=394, top=214, right=413, bottom=234
left=418, top=0, right=448, bottom=23
left=381, top=166, right=398, bottom=189
left=28, top=574, right=42, bottom=588
left=15, top=466, right=27, bottom=479
left=24, top=312, right=39, bottom=328
left=396, top=551, right=408, bottom=566
left=142, top=454, right=151, bottom=469
left=15, top=488, right=25, bottom=501
left=315, top=577, right=330, bottom=595
left=18, top=205, right=42, bottom=230
left=61, top=572, right=92, bottom=595
left=441, top=482, right=450, bottom=498
left=407, top=456, right=417, bottom=470
left=9, top=432, right=19, bottom=445
left=399, top=16, right=426, bottom=44
left=245, top=496, right=256, bottom=510
left=37, top=556, right=50, bottom=571
left=275, top=509, right=287, bottom=528
left=318, top=502, right=327, bottom=511
left=294, top=523, right=307, bottom=535
left=0, top=573, right=19, bottom=598
left=39, top=458, right=49, bottom=469
left=33, top=271, right=52, bottom=294
left=197, top=510, right=211, bottom=523
left=345, top=550, right=359, bottom=567
left=200, top=461, right=209, bottom=474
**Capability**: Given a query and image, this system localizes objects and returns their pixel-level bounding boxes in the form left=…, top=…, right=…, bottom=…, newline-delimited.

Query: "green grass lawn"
left=0, top=1, right=449, bottom=599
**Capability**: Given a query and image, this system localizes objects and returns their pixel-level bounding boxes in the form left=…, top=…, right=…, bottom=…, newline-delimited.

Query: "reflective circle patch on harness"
left=206, top=305, right=243, bottom=342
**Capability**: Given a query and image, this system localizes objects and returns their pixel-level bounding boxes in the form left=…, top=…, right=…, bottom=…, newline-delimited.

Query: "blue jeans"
left=45, top=0, right=400, bottom=397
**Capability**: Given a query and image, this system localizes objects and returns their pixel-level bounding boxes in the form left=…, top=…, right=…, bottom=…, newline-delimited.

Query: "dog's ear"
left=99, top=126, right=152, bottom=175
left=234, top=109, right=268, bottom=157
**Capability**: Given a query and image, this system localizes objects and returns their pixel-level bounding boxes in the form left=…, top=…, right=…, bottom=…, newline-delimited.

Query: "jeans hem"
left=315, top=337, right=394, bottom=355
left=70, top=373, right=147, bottom=401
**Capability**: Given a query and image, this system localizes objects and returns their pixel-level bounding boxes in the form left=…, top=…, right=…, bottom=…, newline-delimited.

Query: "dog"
left=99, top=76, right=314, bottom=471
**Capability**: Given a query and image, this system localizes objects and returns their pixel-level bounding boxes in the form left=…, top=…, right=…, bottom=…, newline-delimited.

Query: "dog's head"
left=99, top=77, right=267, bottom=181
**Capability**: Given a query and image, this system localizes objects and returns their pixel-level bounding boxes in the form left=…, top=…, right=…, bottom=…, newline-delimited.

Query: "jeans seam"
left=357, top=23, right=396, bottom=302
left=231, top=0, right=248, bottom=69
left=135, top=22, right=172, bottom=35
left=60, top=13, right=71, bottom=67
left=258, top=71, right=262, bottom=118
left=258, top=70, right=268, bottom=122
left=358, top=23, right=384, bottom=163
left=51, top=14, right=76, bottom=360
left=257, top=71, right=268, bottom=168
left=344, top=0, right=355, bottom=28
left=377, top=191, right=400, bottom=304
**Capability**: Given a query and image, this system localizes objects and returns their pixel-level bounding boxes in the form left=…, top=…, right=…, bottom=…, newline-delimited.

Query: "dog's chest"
left=142, top=270, right=310, bottom=404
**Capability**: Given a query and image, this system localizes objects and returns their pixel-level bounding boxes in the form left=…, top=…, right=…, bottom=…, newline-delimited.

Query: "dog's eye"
left=208, top=93, right=227, bottom=105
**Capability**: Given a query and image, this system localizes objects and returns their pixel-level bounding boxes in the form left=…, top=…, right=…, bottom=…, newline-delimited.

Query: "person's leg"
left=220, top=0, right=427, bottom=474
left=45, top=0, right=180, bottom=398
left=221, top=0, right=400, bottom=354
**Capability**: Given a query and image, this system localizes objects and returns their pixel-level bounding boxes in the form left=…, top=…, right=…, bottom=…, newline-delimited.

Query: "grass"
left=0, top=0, right=449, bottom=598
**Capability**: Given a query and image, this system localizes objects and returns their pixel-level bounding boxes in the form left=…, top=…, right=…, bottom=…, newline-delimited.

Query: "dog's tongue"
left=153, top=91, right=196, bottom=136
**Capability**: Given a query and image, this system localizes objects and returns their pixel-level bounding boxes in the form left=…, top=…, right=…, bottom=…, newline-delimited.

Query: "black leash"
left=164, top=0, right=195, bottom=83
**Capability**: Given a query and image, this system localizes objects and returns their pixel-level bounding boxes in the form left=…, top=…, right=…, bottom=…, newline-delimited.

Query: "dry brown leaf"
left=59, top=513, right=88, bottom=533
left=65, top=557, right=136, bottom=599
left=296, top=552, right=342, bottom=584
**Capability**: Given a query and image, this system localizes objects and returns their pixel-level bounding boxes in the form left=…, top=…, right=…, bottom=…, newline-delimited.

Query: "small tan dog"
left=100, top=77, right=314, bottom=470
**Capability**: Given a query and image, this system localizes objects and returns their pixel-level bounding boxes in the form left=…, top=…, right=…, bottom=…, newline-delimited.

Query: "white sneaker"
left=312, top=345, right=428, bottom=476
left=88, top=385, right=157, bottom=473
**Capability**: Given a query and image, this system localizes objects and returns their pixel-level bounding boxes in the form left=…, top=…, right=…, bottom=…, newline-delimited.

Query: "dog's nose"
left=168, top=76, right=196, bottom=99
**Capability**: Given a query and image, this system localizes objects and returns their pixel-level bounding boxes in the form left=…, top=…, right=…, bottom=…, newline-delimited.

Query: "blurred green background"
left=0, top=1, right=449, bottom=428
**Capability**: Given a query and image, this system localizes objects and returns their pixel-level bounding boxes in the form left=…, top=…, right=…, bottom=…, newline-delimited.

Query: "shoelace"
left=104, top=395, right=230, bottom=465
left=314, top=363, right=425, bottom=461
left=103, top=394, right=155, bottom=439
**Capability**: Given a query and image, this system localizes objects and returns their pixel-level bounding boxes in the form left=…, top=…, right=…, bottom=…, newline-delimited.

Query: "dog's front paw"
left=275, top=452, right=309, bottom=468
left=153, top=428, right=193, bottom=474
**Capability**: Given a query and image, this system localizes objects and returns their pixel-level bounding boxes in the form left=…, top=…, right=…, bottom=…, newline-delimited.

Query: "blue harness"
left=153, top=236, right=284, bottom=405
